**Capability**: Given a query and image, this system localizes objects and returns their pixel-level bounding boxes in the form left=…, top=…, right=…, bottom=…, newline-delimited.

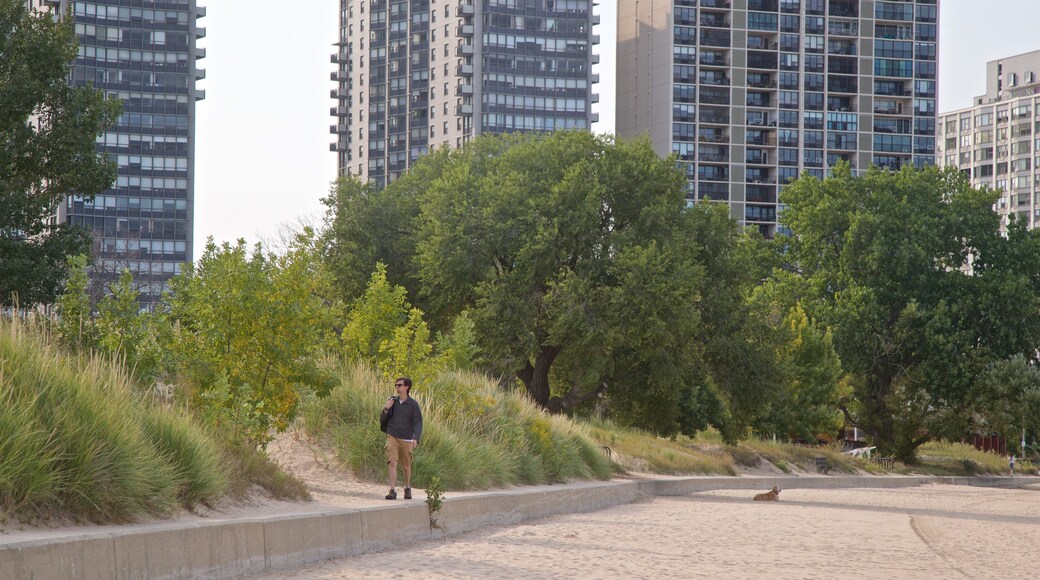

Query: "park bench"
left=872, top=455, right=896, bottom=469
left=815, top=456, right=830, bottom=474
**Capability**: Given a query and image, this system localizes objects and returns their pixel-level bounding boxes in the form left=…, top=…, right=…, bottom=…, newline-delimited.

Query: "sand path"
left=252, top=485, right=1040, bottom=579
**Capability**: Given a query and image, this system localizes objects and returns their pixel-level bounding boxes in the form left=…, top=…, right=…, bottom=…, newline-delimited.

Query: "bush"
left=0, top=321, right=228, bottom=522
left=302, top=363, right=614, bottom=490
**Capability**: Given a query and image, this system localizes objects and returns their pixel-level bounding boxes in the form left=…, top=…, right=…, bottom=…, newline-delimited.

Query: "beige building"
left=617, top=0, right=939, bottom=237
left=937, top=50, right=1040, bottom=229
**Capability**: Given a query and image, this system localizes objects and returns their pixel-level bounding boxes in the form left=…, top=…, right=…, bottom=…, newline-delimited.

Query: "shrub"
left=303, top=363, right=613, bottom=490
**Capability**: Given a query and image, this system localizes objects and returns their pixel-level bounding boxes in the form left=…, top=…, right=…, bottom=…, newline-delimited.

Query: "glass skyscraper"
left=332, top=0, right=599, bottom=187
left=617, top=0, right=938, bottom=237
left=36, top=0, right=206, bottom=304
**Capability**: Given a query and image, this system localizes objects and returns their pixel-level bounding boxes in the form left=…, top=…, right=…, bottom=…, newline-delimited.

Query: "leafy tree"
left=433, top=310, right=479, bottom=372
left=0, top=0, right=121, bottom=305
left=411, top=131, right=711, bottom=434
left=682, top=202, right=780, bottom=442
left=342, top=263, right=410, bottom=360
left=777, top=164, right=1040, bottom=461
left=378, top=307, right=435, bottom=383
left=57, top=254, right=95, bottom=349
left=754, top=304, right=845, bottom=441
left=167, top=230, right=336, bottom=447
left=972, top=355, right=1040, bottom=443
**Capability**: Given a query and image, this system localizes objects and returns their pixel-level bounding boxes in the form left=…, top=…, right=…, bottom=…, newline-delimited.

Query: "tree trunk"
left=516, top=346, right=560, bottom=408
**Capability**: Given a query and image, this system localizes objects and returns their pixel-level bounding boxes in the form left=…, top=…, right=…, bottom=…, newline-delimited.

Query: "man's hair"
left=397, top=377, right=413, bottom=393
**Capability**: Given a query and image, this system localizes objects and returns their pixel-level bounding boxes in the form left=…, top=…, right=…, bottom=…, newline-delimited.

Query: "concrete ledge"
left=3, top=475, right=1038, bottom=579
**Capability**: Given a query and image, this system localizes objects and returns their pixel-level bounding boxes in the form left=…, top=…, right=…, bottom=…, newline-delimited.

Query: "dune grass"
left=585, top=420, right=737, bottom=475
left=0, top=321, right=228, bottom=523
left=912, top=441, right=1037, bottom=476
left=302, top=364, right=615, bottom=490
left=738, top=437, right=872, bottom=474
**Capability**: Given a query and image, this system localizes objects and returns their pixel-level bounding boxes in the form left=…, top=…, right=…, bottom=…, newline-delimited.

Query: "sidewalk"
left=3, top=474, right=1038, bottom=579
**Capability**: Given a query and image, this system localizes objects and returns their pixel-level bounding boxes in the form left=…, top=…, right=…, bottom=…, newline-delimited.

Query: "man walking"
left=381, top=377, right=423, bottom=499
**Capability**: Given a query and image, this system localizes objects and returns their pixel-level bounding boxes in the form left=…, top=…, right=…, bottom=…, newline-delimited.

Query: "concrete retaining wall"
left=3, top=475, right=1037, bottom=579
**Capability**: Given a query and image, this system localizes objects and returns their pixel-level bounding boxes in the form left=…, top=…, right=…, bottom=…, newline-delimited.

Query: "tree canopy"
left=323, top=132, right=779, bottom=437
left=775, top=163, right=1040, bottom=461
left=0, top=0, right=121, bottom=305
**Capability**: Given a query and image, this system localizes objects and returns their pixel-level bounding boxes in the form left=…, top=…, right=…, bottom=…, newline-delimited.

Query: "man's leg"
left=403, top=461, right=411, bottom=489
left=388, top=460, right=398, bottom=490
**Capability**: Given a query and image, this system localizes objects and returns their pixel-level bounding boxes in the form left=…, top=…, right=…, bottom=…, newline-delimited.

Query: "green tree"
left=412, top=131, right=709, bottom=434
left=167, top=230, right=337, bottom=447
left=777, top=164, right=1040, bottom=461
left=57, top=254, right=95, bottom=349
left=754, top=304, right=845, bottom=441
left=342, top=263, right=410, bottom=360
left=681, top=203, right=781, bottom=442
left=972, top=355, right=1040, bottom=443
left=0, top=0, right=121, bottom=305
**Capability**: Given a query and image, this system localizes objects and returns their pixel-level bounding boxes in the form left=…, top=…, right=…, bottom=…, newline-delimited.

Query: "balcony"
left=456, top=44, right=474, bottom=57
left=698, top=133, right=730, bottom=144
left=455, top=84, right=473, bottom=96
left=746, top=133, right=777, bottom=146
left=700, top=52, right=729, bottom=67
left=455, top=103, right=473, bottom=115
left=700, top=0, right=731, bottom=7
left=456, top=63, right=473, bottom=76
left=745, top=205, right=777, bottom=223
left=698, top=150, right=729, bottom=163
left=456, top=2, right=474, bottom=17
left=699, top=113, right=731, bottom=125
left=699, top=76, right=731, bottom=86
left=745, top=173, right=776, bottom=184
left=747, top=76, right=777, bottom=89
left=457, top=24, right=474, bottom=36
left=331, top=106, right=350, bottom=117
left=746, top=151, right=769, bottom=165
left=196, top=47, right=207, bottom=59
left=331, top=52, right=349, bottom=64
left=700, top=15, right=730, bottom=28
left=827, top=22, right=858, bottom=36
left=874, top=103, right=903, bottom=115
left=698, top=170, right=730, bottom=182
left=746, top=185, right=776, bottom=203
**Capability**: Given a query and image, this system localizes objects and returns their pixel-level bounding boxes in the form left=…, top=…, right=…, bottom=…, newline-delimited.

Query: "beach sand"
left=253, top=484, right=1040, bottom=579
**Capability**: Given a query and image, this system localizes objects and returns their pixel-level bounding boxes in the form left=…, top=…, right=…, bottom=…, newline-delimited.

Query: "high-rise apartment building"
left=32, top=0, right=206, bottom=304
left=331, top=0, right=600, bottom=187
left=617, top=0, right=938, bottom=236
left=937, top=50, right=1040, bottom=229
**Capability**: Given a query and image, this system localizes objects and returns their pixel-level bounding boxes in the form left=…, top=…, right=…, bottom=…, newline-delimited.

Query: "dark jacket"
left=380, top=396, right=423, bottom=442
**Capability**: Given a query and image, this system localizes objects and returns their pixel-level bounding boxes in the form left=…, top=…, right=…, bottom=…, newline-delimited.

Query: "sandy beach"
left=252, top=484, right=1040, bottom=579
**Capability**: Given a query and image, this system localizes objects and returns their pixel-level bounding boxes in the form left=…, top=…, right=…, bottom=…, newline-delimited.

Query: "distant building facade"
left=937, top=50, right=1040, bottom=229
left=616, top=0, right=939, bottom=236
left=331, top=0, right=600, bottom=188
left=31, top=0, right=206, bottom=304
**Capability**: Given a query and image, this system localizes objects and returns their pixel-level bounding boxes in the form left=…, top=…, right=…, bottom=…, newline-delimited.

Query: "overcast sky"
left=193, top=0, right=1040, bottom=259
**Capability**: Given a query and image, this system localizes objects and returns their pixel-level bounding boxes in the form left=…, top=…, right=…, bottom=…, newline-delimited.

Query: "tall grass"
left=0, top=321, right=227, bottom=523
left=302, top=364, right=615, bottom=490
left=585, top=420, right=738, bottom=475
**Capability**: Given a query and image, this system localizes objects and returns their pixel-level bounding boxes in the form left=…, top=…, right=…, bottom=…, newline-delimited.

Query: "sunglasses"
left=395, top=383, right=406, bottom=387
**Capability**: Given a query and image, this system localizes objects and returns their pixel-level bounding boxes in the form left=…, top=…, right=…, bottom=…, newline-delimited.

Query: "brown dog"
left=753, top=486, right=781, bottom=501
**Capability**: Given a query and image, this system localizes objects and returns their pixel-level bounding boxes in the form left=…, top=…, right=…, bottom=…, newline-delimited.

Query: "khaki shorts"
left=385, top=435, right=413, bottom=466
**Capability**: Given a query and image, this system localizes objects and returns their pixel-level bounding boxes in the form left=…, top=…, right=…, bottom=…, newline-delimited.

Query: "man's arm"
left=412, top=402, right=423, bottom=443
